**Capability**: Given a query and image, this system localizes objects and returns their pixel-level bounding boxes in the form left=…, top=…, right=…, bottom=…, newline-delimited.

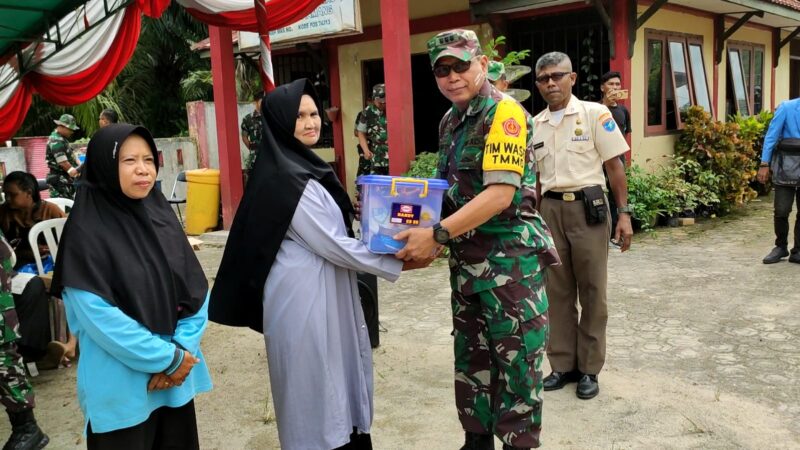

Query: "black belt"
left=544, top=190, right=584, bottom=201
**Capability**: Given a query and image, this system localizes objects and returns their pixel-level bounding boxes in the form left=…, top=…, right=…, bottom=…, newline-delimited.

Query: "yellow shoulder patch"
left=483, top=99, right=526, bottom=175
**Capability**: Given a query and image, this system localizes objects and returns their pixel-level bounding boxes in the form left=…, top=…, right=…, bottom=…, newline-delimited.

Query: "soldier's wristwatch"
left=432, top=222, right=450, bottom=244
left=617, top=205, right=634, bottom=215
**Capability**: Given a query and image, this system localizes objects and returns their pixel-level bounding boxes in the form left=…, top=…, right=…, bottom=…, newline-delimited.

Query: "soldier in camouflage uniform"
left=46, top=114, right=80, bottom=200
left=241, top=91, right=265, bottom=174
left=0, top=233, right=49, bottom=449
left=354, top=111, right=372, bottom=178
left=356, top=84, right=389, bottom=175
left=395, top=30, right=560, bottom=450
left=487, top=61, right=509, bottom=92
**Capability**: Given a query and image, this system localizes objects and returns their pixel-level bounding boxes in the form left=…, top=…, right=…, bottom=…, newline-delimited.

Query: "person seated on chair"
left=0, top=171, right=66, bottom=269
left=0, top=171, right=76, bottom=369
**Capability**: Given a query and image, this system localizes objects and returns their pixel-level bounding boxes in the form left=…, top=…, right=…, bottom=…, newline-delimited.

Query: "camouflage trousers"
left=0, top=308, right=34, bottom=413
left=49, top=177, right=75, bottom=200
left=452, top=273, right=548, bottom=448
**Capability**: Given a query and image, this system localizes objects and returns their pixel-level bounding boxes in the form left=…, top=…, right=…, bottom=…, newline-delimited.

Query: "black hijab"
left=52, top=124, right=208, bottom=335
left=209, top=79, right=354, bottom=332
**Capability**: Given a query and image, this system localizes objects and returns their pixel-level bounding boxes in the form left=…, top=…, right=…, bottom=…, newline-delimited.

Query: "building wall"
left=630, top=6, right=716, bottom=168
left=630, top=5, right=791, bottom=169
left=0, top=147, right=27, bottom=176
left=359, top=0, right=468, bottom=27
left=775, top=30, right=793, bottom=105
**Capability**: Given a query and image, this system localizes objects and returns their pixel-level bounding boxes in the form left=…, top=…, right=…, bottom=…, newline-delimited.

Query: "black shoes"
left=790, top=249, right=800, bottom=264
left=4, top=409, right=49, bottom=450
left=543, top=370, right=580, bottom=391
left=763, top=246, right=789, bottom=264
left=576, top=374, right=600, bottom=400
left=459, top=432, right=494, bottom=450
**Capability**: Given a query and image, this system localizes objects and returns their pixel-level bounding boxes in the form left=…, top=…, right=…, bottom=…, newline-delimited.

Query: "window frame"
left=727, top=41, right=766, bottom=116
left=645, top=30, right=711, bottom=136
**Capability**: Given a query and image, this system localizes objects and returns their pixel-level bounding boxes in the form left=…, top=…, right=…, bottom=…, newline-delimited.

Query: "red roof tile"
left=769, top=0, right=800, bottom=12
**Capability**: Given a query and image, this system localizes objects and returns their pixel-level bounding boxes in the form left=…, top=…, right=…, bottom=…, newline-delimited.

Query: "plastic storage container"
left=185, top=168, right=220, bottom=235
left=357, top=175, right=449, bottom=254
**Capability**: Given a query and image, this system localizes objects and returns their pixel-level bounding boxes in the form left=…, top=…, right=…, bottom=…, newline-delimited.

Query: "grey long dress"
left=262, top=179, right=403, bottom=450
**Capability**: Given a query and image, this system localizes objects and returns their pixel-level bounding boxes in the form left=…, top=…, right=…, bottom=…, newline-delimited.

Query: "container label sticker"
left=390, top=203, right=421, bottom=225
left=483, top=99, right=526, bottom=175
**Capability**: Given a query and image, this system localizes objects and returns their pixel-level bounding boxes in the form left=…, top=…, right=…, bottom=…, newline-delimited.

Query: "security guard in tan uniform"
left=531, top=52, right=633, bottom=400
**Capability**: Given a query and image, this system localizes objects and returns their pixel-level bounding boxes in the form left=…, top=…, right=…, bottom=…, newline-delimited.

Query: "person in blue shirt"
left=52, top=124, right=212, bottom=449
left=758, top=98, right=800, bottom=264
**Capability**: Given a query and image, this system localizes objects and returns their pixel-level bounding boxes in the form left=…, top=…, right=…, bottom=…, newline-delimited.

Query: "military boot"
left=459, top=431, right=495, bottom=450
left=4, top=409, right=49, bottom=450
left=502, top=445, right=530, bottom=450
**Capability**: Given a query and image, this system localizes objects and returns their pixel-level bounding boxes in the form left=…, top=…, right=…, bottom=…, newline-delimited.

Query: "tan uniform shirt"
left=532, top=95, right=628, bottom=194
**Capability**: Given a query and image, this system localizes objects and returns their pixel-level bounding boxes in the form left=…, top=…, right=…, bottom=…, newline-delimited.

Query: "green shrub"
left=404, top=152, right=439, bottom=179
left=731, top=110, right=774, bottom=195
left=626, top=165, right=665, bottom=231
left=674, top=106, right=758, bottom=214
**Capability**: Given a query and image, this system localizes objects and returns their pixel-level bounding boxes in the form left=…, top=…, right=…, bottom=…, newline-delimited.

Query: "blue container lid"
left=356, top=175, right=449, bottom=190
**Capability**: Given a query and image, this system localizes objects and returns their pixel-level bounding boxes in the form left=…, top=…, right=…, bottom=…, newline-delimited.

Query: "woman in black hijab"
left=53, top=124, right=212, bottom=449
left=210, top=79, right=423, bottom=450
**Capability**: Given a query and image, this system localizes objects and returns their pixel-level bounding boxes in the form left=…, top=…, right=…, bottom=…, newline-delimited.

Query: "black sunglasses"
left=433, top=59, right=473, bottom=78
left=535, top=71, right=571, bottom=84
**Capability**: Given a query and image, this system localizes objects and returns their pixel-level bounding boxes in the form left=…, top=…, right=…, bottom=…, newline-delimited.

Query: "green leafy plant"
left=404, top=152, right=439, bottom=179
left=674, top=106, right=758, bottom=214
left=625, top=165, right=665, bottom=231
left=482, top=35, right=530, bottom=66
left=730, top=110, right=774, bottom=195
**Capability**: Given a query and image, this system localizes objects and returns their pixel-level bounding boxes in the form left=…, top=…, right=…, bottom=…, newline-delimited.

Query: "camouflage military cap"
left=427, top=29, right=482, bottom=66
left=487, top=61, right=505, bottom=82
left=372, top=84, right=386, bottom=101
left=54, top=114, right=79, bottom=130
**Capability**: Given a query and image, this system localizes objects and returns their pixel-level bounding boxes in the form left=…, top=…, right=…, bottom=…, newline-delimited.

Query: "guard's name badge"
left=571, top=136, right=591, bottom=142
left=483, top=99, right=527, bottom=175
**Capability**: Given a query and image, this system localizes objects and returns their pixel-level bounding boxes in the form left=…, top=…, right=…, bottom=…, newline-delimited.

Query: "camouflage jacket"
left=45, top=130, right=76, bottom=179
left=0, top=233, right=19, bottom=345
left=241, top=110, right=262, bottom=170
left=437, top=82, right=560, bottom=296
left=356, top=104, right=388, bottom=169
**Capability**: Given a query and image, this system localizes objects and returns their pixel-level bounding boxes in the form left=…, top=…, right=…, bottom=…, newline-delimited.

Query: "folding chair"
left=28, top=218, right=67, bottom=275
left=168, top=171, right=187, bottom=225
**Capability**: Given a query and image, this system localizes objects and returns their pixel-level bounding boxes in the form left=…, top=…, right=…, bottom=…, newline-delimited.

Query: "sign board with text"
left=239, top=0, right=361, bottom=49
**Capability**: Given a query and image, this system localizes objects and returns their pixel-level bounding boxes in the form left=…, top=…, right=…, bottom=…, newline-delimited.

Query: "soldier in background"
left=45, top=114, right=80, bottom=199
left=354, top=110, right=371, bottom=179
left=241, top=91, right=264, bottom=178
left=356, top=84, right=389, bottom=175
left=395, top=30, right=560, bottom=450
left=487, top=61, right=510, bottom=92
left=0, top=234, right=49, bottom=450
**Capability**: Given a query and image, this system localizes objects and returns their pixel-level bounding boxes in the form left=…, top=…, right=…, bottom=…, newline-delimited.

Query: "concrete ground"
left=4, top=195, right=799, bottom=449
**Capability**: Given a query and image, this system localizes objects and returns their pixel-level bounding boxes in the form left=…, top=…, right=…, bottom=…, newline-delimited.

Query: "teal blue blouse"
left=63, top=287, right=213, bottom=434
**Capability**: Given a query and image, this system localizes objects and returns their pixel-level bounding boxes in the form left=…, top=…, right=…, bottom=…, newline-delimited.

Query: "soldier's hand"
left=757, top=166, right=770, bottom=184
left=364, top=150, right=374, bottom=160
left=614, top=214, right=634, bottom=253
left=395, top=228, right=439, bottom=262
